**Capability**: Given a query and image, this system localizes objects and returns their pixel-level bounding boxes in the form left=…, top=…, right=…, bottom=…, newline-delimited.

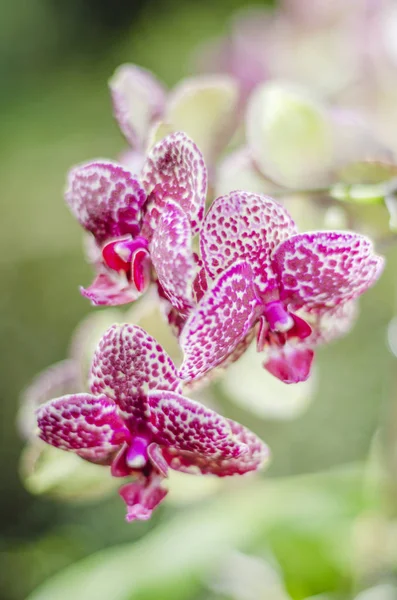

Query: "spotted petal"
left=273, top=231, right=384, bottom=310
left=119, top=473, right=168, bottom=522
left=162, top=419, right=269, bottom=477
left=179, top=262, right=261, bottom=382
left=141, top=132, right=207, bottom=237
left=81, top=270, right=140, bottom=307
left=305, top=301, right=359, bottom=346
left=148, top=390, right=248, bottom=458
left=109, top=64, right=166, bottom=150
left=90, top=324, right=181, bottom=424
left=36, top=394, right=130, bottom=462
left=150, top=199, right=196, bottom=316
left=65, top=161, right=147, bottom=245
left=18, top=360, right=79, bottom=440
left=192, top=267, right=208, bottom=303
left=201, top=192, right=297, bottom=294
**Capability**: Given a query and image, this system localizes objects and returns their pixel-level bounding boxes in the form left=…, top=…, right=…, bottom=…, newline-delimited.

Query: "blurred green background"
left=1, top=1, right=397, bottom=599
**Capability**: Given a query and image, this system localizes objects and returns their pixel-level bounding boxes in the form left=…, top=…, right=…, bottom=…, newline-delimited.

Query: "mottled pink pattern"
left=67, top=133, right=208, bottom=313
left=273, top=231, right=384, bottom=310
left=179, top=262, right=261, bottom=381
left=148, top=391, right=247, bottom=458
left=36, top=324, right=269, bottom=521
left=150, top=200, right=195, bottom=315
left=119, top=474, right=168, bottom=521
left=192, top=267, right=208, bottom=303
left=217, top=327, right=257, bottom=371
left=19, top=360, right=78, bottom=440
left=109, top=64, right=166, bottom=150
left=37, top=394, right=130, bottom=461
left=65, top=162, right=147, bottom=244
left=90, top=324, right=181, bottom=423
left=200, top=192, right=297, bottom=294
left=181, top=191, right=383, bottom=384
left=162, top=419, right=269, bottom=477
left=158, top=291, right=188, bottom=338
left=304, top=301, right=358, bottom=346
left=81, top=271, right=140, bottom=306
left=142, top=132, right=207, bottom=237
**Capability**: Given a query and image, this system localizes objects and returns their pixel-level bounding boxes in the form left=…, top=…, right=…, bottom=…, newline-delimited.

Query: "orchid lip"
left=102, top=236, right=149, bottom=275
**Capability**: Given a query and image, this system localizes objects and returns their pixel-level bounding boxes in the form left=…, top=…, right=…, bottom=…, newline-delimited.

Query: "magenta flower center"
left=257, top=301, right=312, bottom=352
left=102, top=236, right=151, bottom=292
left=126, top=435, right=150, bottom=469
left=263, top=301, right=294, bottom=333
left=111, top=429, right=154, bottom=478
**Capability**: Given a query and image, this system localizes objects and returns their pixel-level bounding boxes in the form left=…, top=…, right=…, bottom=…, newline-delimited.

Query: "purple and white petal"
left=109, top=64, right=166, bottom=150
left=18, top=360, right=79, bottom=440
left=81, top=271, right=141, bottom=307
left=217, top=327, right=257, bottom=371
left=305, top=301, right=359, bottom=346
left=157, top=288, right=188, bottom=337
left=119, top=473, right=168, bottom=522
left=273, top=231, right=384, bottom=311
left=162, top=419, right=269, bottom=477
left=141, top=132, right=207, bottom=237
left=179, top=262, right=261, bottom=381
left=201, top=192, right=297, bottom=295
left=150, top=199, right=196, bottom=315
left=36, top=394, right=130, bottom=461
left=65, top=161, right=147, bottom=244
left=192, top=267, right=208, bottom=303
left=148, top=390, right=248, bottom=459
left=90, top=324, right=181, bottom=424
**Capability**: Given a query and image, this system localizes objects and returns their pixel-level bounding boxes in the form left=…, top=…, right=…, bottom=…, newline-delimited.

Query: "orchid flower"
left=178, top=192, right=384, bottom=384
left=18, top=309, right=124, bottom=501
left=65, top=131, right=206, bottom=308
left=36, top=324, right=269, bottom=522
left=109, top=64, right=239, bottom=171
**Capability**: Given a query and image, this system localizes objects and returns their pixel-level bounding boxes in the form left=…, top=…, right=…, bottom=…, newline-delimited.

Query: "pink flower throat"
left=102, top=236, right=151, bottom=292
left=257, top=301, right=312, bottom=351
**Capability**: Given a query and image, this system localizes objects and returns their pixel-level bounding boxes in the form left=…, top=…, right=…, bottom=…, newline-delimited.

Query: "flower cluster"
left=66, top=131, right=206, bottom=308
left=26, top=56, right=387, bottom=522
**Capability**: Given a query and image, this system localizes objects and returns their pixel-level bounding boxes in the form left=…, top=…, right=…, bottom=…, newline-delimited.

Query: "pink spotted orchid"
left=178, top=192, right=384, bottom=385
left=65, top=131, right=206, bottom=309
left=36, top=324, right=269, bottom=522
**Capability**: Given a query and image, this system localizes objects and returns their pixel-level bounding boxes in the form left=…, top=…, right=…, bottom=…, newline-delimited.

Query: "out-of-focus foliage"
left=27, top=468, right=364, bottom=600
